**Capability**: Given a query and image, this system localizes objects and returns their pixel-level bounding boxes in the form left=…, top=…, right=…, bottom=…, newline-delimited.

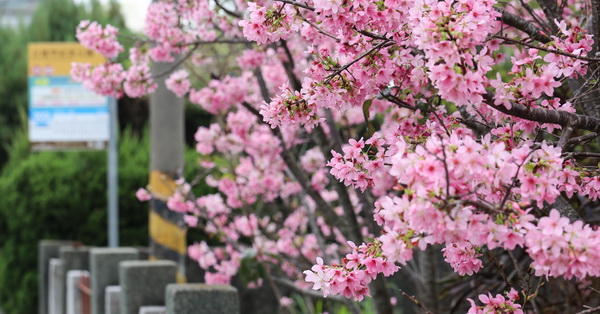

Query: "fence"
left=39, top=241, right=239, bottom=314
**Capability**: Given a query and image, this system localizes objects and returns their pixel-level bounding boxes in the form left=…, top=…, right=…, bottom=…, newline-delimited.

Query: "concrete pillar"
left=165, top=284, right=239, bottom=314
left=66, top=270, right=90, bottom=314
left=119, top=260, right=176, bottom=314
left=38, top=240, right=73, bottom=314
left=105, top=286, right=121, bottom=314
left=48, top=258, right=64, bottom=314
left=90, top=247, right=139, bottom=314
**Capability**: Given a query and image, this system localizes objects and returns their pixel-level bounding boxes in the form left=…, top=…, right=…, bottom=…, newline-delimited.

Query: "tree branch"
left=567, top=132, right=598, bottom=146
left=214, top=0, right=242, bottom=18
left=484, top=92, right=600, bottom=132
left=557, top=125, right=574, bottom=150
left=537, top=0, right=561, bottom=35
left=495, top=8, right=552, bottom=43
left=493, top=35, right=600, bottom=62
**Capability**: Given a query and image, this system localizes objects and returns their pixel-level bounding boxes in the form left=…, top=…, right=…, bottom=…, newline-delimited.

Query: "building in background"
left=0, top=0, right=41, bottom=28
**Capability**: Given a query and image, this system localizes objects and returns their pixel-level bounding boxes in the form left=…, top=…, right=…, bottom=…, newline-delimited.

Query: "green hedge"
left=0, top=129, right=202, bottom=314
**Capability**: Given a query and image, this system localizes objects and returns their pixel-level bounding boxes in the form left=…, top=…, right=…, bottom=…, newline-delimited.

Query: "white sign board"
left=28, top=42, right=109, bottom=150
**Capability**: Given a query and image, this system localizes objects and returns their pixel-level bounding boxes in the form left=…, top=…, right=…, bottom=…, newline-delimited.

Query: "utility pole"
left=148, top=59, right=187, bottom=283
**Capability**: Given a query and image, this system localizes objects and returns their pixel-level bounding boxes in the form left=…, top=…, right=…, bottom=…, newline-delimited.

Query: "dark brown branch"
left=152, top=44, right=199, bottom=79
left=567, top=132, right=598, bottom=146
left=518, top=0, right=553, bottom=34
left=564, top=152, right=600, bottom=158
left=462, top=199, right=500, bottom=213
left=589, top=0, right=600, bottom=57
left=484, top=92, right=600, bottom=132
left=493, top=35, right=600, bottom=62
left=537, top=0, right=561, bottom=35
left=280, top=40, right=302, bottom=91
left=240, top=102, right=341, bottom=227
left=277, top=0, right=314, bottom=10
left=495, top=8, right=552, bottom=43
left=300, top=17, right=340, bottom=42
left=214, top=0, right=242, bottom=18
left=557, top=125, right=574, bottom=150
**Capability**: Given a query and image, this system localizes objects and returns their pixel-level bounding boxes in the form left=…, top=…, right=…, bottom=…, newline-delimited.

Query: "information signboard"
left=28, top=42, right=108, bottom=150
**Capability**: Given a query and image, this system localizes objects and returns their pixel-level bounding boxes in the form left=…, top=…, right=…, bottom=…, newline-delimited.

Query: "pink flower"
left=166, top=69, right=192, bottom=97
left=135, top=188, right=152, bottom=202
left=76, top=20, right=124, bottom=59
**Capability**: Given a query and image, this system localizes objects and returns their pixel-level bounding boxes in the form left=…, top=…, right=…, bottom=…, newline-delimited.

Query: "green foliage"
left=0, top=123, right=207, bottom=313
left=0, top=129, right=137, bottom=313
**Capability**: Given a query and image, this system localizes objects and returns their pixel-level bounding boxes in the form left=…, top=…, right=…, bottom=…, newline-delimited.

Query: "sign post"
left=28, top=42, right=119, bottom=247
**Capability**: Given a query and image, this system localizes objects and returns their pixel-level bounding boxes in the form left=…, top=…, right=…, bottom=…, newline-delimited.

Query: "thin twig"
left=399, top=289, right=433, bottom=314
left=276, top=0, right=314, bottom=10
left=152, top=44, right=199, bottom=79
left=576, top=306, right=600, bottom=314
left=324, top=41, right=393, bottom=84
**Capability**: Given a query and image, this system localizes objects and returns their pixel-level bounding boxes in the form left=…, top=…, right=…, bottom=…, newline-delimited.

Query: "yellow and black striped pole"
left=148, top=59, right=186, bottom=283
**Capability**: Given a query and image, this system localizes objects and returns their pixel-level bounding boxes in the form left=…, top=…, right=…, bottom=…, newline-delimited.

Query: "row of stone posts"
left=39, top=240, right=239, bottom=314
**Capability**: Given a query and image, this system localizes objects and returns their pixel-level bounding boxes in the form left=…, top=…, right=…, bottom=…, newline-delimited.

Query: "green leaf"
left=362, top=99, right=375, bottom=137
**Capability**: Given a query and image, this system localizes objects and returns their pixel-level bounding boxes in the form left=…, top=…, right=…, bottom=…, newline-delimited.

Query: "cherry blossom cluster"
left=304, top=241, right=399, bottom=301
left=70, top=62, right=125, bottom=98
left=191, top=73, right=258, bottom=115
left=411, top=0, right=501, bottom=107
left=467, top=288, right=523, bottom=314
left=166, top=69, right=192, bottom=98
left=328, top=136, right=385, bottom=192
left=260, top=82, right=321, bottom=129
left=76, top=20, right=123, bottom=59
left=238, top=2, right=301, bottom=45
left=524, top=209, right=600, bottom=280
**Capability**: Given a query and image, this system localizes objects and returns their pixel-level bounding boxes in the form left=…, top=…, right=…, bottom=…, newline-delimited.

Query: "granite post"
left=165, top=284, right=239, bottom=314
left=119, top=260, right=176, bottom=314
left=38, top=240, right=73, bottom=314
left=90, top=247, right=139, bottom=314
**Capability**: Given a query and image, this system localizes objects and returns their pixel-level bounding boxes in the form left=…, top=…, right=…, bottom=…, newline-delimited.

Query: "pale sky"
left=74, top=0, right=151, bottom=32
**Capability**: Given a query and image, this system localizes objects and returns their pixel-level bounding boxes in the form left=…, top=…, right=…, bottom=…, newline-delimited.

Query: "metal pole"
left=108, top=97, right=119, bottom=247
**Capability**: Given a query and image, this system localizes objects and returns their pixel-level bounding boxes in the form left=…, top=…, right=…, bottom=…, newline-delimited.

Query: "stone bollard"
left=60, top=246, right=91, bottom=314
left=165, top=284, right=239, bottom=314
left=66, top=270, right=90, bottom=314
left=39, top=240, right=73, bottom=314
left=138, top=306, right=166, bottom=314
left=119, top=260, right=177, bottom=314
left=105, top=286, right=121, bottom=314
left=48, top=258, right=64, bottom=314
left=90, top=248, right=139, bottom=314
